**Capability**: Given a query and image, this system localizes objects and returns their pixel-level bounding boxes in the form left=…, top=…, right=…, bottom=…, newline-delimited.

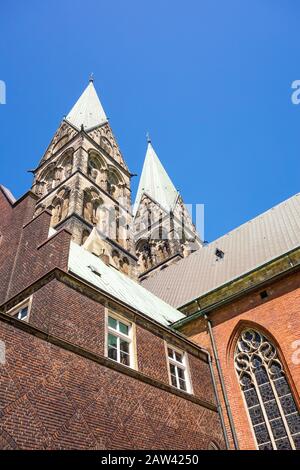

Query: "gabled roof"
left=66, top=80, right=107, bottom=131
left=133, top=142, right=179, bottom=215
left=141, top=193, right=300, bottom=308
left=68, top=241, right=184, bottom=327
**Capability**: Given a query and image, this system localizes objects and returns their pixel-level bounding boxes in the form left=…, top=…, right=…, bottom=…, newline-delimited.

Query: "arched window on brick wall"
left=235, top=329, right=300, bottom=450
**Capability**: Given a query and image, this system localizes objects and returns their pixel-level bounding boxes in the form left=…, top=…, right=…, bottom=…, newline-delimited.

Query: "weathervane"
left=89, top=72, right=94, bottom=83
left=146, top=131, right=151, bottom=143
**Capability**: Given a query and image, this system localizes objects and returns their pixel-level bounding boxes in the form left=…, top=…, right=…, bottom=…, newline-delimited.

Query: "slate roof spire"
left=134, top=140, right=179, bottom=215
left=66, top=79, right=107, bottom=130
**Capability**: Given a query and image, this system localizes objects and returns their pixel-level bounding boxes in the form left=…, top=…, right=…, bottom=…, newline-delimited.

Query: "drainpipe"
left=207, top=352, right=230, bottom=449
left=204, top=314, right=239, bottom=450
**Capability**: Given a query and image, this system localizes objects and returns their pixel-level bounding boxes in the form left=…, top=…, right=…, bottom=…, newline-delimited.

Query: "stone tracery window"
left=235, top=329, right=300, bottom=450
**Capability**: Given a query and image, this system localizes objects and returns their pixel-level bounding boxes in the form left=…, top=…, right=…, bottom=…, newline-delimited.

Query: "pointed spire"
left=66, top=80, right=107, bottom=130
left=134, top=140, right=179, bottom=215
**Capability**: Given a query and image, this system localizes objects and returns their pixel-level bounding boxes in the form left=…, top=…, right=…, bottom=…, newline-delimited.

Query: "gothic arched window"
left=107, top=170, right=119, bottom=197
left=88, top=152, right=105, bottom=180
left=235, top=329, right=300, bottom=450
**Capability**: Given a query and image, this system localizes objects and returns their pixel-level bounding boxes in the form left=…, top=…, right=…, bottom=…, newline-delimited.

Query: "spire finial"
left=89, top=73, right=94, bottom=83
left=146, top=131, right=151, bottom=144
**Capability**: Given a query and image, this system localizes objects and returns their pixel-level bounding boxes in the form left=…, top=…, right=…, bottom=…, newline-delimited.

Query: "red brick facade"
left=179, top=271, right=300, bottom=450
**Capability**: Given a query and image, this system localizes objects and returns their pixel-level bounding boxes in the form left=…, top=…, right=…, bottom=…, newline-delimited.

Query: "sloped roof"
left=0, top=185, right=16, bottom=204
left=66, top=81, right=107, bottom=130
left=141, top=193, right=300, bottom=308
left=133, top=142, right=179, bottom=215
left=68, top=242, right=184, bottom=326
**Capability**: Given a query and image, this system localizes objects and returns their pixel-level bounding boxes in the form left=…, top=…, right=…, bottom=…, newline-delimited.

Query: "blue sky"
left=0, top=0, right=299, bottom=242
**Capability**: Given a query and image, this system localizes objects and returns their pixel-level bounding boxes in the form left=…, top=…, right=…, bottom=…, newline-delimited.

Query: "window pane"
left=241, top=374, right=253, bottom=391
left=171, top=374, right=177, bottom=387
left=170, top=363, right=176, bottom=375
left=179, top=378, right=187, bottom=391
left=175, top=351, right=183, bottom=363
left=254, top=423, right=271, bottom=445
left=249, top=405, right=264, bottom=426
left=255, top=367, right=268, bottom=385
left=177, top=367, right=185, bottom=380
left=119, top=321, right=129, bottom=336
left=275, top=437, right=291, bottom=450
left=108, top=316, right=117, bottom=330
left=270, top=418, right=287, bottom=440
left=286, top=413, right=300, bottom=435
left=244, top=388, right=259, bottom=408
left=168, top=348, right=174, bottom=359
left=264, top=400, right=280, bottom=421
left=258, top=442, right=273, bottom=450
left=13, top=307, right=28, bottom=320
left=269, top=362, right=283, bottom=379
left=293, top=434, right=300, bottom=450
left=108, top=346, right=118, bottom=361
left=280, top=395, right=297, bottom=415
left=108, top=333, right=118, bottom=348
left=19, top=307, right=28, bottom=319
left=120, top=351, right=130, bottom=366
left=259, top=383, right=275, bottom=403
left=120, top=339, right=130, bottom=354
left=273, top=377, right=290, bottom=397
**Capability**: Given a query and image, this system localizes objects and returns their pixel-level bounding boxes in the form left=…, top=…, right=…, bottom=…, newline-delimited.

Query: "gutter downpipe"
left=207, top=352, right=230, bottom=449
left=204, top=313, right=239, bottom=450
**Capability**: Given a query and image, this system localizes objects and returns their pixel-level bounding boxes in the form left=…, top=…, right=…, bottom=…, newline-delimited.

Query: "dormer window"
left=7, top=298, right=31, bottom=322
left=215, top=248, right=225, bottom=260
left=14, top=307, right=29, bottom=320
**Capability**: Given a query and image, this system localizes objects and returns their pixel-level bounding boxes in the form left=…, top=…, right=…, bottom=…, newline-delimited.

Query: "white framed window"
left=7, top=298, right=32, bottom=322
left=106, top=313, right=134, bottom=368
left=167, top=345, right=191, bottom=393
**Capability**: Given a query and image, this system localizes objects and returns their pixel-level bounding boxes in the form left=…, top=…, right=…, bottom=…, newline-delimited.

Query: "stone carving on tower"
left=133, top=140, right=202, bottom=278
left=31, top=78, right=136, bottom=277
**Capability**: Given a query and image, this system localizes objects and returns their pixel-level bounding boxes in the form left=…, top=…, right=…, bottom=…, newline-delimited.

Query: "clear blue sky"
left=0, top=0, right=299, bottom=242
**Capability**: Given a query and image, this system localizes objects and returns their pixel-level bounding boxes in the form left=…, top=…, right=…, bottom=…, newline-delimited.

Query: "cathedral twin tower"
left=31, top=79, right=201, bottom=279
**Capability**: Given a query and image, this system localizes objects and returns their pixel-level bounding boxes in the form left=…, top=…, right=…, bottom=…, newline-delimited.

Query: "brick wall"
left=0, top=320, right=225, bottom=450
left=0, top=190, right=71, bottom=304
left=30, top=280, right=106, bottom=356
left=136, top=325, right=169, bottom=383
left=180, top=270, right=300, bottom=450
left=0, top=191, right=36, bottom=303
left=28, top=279, right=217, bottom=405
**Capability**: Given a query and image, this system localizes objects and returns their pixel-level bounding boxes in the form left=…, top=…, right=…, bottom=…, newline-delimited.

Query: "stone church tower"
left=134, top=139, right=202, bottom=278
left=31, top=78, right=137, bottom=277
left=30, top=79, right=200, bottom=279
